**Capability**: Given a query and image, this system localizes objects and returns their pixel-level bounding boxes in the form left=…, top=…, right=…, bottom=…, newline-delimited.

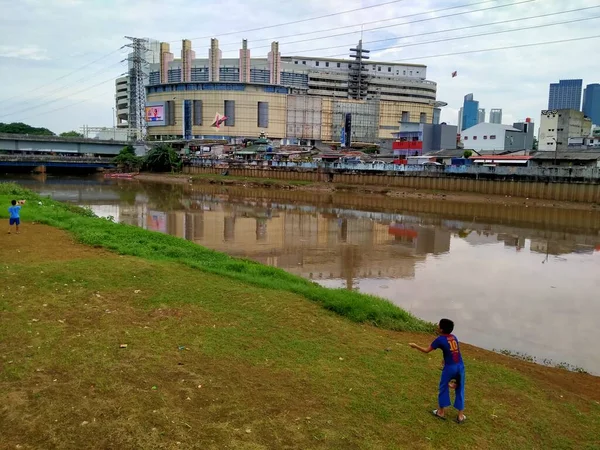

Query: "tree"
left=113, top=145, right=142, bottom=172
left=463, top=149, right=473, bottom=158
left=532, top=137, right=538, bottom=151
left=143, top=144, right=182, bottom=172
left=0, top=122, right=54, bottom=136
left=60, top=131, right=84, bottom=138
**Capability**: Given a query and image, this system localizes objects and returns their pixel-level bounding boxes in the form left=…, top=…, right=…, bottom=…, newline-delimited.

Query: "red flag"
left=452, top=71, right=457, bottom=78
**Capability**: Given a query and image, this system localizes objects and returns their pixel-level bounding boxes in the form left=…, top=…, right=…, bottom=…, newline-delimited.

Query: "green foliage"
left=0, top=183, right=432, bottom=333
left=362, top=146, right=380, bottom=155
left=533, top=137, right=538, bottom=151
left=143, top=144, right=182, bottom=173
left=113, top=145, right=142, bottom=172
left=463, top=149, right=473, bottom=158
left=0, top=122, right=54, bottom=136
left=59, top=131, right=84, bottom=138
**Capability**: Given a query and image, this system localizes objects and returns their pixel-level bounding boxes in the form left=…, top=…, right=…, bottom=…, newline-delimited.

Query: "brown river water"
left=5, top=174, right=600, bottom=375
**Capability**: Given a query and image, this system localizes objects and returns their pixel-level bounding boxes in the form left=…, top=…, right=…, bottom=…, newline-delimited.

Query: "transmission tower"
left=124, top=36, right=149, bottom=141
left=348, top=40, right=370, bottom=100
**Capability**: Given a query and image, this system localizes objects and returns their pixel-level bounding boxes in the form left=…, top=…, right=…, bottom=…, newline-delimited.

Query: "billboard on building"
left=147, top=210, right=167, bottom=233
left=145, top=102, right=166, bottom=126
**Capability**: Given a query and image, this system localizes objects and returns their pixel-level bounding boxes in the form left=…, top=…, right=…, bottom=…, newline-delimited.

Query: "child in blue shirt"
left=8, top=199, right=24, bottom=234
left=410, top=318, right=466, bottom=423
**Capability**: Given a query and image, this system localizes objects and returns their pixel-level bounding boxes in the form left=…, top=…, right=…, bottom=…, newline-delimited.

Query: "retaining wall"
left=183, top=166, right=600, bottom=203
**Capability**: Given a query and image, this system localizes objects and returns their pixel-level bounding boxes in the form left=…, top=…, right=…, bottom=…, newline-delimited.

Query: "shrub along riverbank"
left=1, top=182, right=600, bottom=449
left=0, top=183, right=431, bottom=332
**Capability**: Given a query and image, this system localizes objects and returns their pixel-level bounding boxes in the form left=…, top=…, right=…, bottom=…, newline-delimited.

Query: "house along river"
left=5, top=174, right=600, bottom=375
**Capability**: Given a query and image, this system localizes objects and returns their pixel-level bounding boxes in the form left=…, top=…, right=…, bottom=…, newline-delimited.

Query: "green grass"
left=2, top=182, right=600, bottom=449
left=0, top=182, right=431, bottom=333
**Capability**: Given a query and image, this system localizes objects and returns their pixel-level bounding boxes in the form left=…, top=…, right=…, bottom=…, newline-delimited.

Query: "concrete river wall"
left=183, top=166, right=600, bottom=204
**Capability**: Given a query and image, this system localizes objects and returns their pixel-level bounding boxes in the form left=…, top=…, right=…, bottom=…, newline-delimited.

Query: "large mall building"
left=116, top=38, right=447, bottom=148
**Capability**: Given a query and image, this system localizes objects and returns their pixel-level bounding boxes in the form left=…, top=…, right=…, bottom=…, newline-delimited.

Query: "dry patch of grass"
left=1, top=226, right=600, bottom=449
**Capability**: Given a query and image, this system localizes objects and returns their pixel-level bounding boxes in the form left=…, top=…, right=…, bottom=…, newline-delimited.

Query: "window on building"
left=464, top=136, right=468, bottom=140
left=378, top=66, right=381, bottom=71
left=403, top=70, right=406, bottom=75
left=325, top=62, right=329, bottom=67
left=302, top=61, right=306, bottom=65
left=337, top=62, right=341, bottom=68
left=419, top=112, right=427, bottom=123
left=409, top=70, right=413, bottom=75
left=401, top=111, right=410, bottom=122
left=294, top=61, right=298, bottom=64
left=473, top=136, right=477, bottom=140
left=224, top=100, right=235, bottom=126
left=388, top=67, right=391, bottom=72
left=193, top=100, right=202, bottom=125
left=483, top=136, right=488, bottom=140
left=490, top=135, right=496, bottom=139
left=315, top=61, right=319, bottom=66
left=257, top=102, right=269, bottom=128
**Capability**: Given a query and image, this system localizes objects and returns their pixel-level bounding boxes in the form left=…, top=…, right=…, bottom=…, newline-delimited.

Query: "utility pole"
left=124, top=36, right=149, bottom=142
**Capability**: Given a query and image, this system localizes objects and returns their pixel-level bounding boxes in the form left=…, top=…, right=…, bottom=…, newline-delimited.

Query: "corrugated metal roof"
left=471, top=155, right=533, bottom=160
left=531, top=152, right=600, bottom=161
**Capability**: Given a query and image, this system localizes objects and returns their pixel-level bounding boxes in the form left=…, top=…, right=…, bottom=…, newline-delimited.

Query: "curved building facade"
left=142, top=38, right=447, bottom=145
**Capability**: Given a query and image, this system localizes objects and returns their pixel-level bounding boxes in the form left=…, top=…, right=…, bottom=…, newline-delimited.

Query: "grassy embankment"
left=1, top=182, right=600, bottom=449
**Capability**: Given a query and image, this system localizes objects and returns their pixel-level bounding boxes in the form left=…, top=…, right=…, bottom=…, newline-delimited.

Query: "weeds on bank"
left=0, top=182, right=432, bottom=333
left=189, top=173, right=313, bottom=187
left=494, top=349, right=589, bottom=374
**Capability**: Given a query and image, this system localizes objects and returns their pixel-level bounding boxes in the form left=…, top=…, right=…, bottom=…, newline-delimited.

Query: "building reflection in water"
left=87, top=194, right=600, bottom=292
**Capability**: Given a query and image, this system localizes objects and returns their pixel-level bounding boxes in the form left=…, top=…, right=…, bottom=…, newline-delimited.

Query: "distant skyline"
left=548, top=79, right=583, bottom=111
left=0, top=0, right=599, bottom=133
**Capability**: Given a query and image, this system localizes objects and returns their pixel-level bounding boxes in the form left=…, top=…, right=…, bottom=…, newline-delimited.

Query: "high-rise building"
left=490, top=108, right=502, bottom=124
left=457, top=107, right=463, bottom=132
left=461, top=94, right=479, bottom=131
left=142, top=37, right=449, bottom=143
left=548, top=79, right=583, bottom=110
left=583, top=83, right=600, bottom=125
left=478, top=108, right=485, bottom=124
left=538, top=109, right=592, bottom=151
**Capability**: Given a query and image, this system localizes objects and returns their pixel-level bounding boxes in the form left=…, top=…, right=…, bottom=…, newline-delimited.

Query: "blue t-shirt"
left=431, top=334, right=463, bottom=366
left=8, top=205, right=21, bottom=219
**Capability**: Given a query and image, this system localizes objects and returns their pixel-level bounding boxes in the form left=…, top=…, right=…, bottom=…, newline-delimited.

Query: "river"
left=4, top=174, right=600, bottom=375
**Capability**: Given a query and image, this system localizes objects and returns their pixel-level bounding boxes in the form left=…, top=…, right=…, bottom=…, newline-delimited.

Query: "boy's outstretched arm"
left=409, top=343, right=434, bottom=353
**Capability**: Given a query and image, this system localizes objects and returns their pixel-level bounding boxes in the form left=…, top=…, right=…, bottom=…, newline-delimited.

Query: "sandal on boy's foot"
left=431, top=409, right=446, bottom=420
left=456, top=415, right=467, bottom=424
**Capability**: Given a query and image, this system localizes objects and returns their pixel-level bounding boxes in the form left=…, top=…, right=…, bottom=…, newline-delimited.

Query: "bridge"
left=0, top=155, right=115, bottom=171
left=0, top=133, right=139, bottom=156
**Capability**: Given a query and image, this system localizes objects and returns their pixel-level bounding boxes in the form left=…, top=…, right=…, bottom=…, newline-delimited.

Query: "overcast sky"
left=0, top=0, right=598, bottom=134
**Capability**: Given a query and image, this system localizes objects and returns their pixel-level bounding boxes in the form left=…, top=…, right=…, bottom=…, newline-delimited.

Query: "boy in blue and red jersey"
left=410, top=318, right=466, bottom=423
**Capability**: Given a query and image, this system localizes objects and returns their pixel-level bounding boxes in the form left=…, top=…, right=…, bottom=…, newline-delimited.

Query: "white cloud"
left=0, top=45, right=49, bottom=61
left=0, top=0, right=599, bottom=132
